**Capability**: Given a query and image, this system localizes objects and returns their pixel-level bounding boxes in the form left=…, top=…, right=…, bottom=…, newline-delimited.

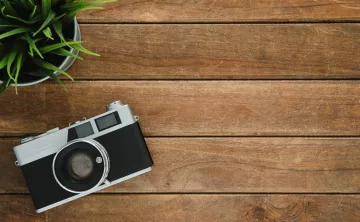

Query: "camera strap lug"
left=134, top=116, right=139, bottom=121
left=15, top=161, right=19, bottom=167
left=104, top=180, right=111, bottom=185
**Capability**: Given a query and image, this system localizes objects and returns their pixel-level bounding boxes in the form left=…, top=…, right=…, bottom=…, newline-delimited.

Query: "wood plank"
left=3, top=137, right=360, bottom=193
left=68, top=24, right=360, bottom=80
left=0, top=195, right=44, bottom=221
left=1, top=195, right=360, bottom=221
left=1, top=81, right=360, bottom=136
left=77, top=0, right=360, bottom=23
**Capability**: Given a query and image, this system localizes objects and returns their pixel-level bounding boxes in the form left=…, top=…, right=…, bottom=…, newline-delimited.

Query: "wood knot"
left=246, top=206, right=267, bottom=221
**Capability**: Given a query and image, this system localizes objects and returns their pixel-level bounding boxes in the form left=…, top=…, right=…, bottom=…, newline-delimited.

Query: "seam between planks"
left=61, top=79, right=360, bottom=81
left=3, top=136, right=360, bottom=139
left=77, top=21, right=360, bottom=25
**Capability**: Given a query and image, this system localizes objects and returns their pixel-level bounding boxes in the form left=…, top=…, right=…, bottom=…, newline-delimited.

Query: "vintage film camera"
left=13, top=101, right=153, bottom=213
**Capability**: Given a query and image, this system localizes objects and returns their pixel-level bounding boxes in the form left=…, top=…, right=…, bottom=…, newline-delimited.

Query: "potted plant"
left=0, top=0, right=114, bottom=94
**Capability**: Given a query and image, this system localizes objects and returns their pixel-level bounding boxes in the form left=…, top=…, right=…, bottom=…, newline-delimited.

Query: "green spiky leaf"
left=52, top=13, right=66, bottom=23
left=0, top=54, right=8, bottom=70
left=38, top=41, right=81, bottom=54
left=42, top=27, right=53, bottom=40
left=28, top=0, right=36, bottom=7
left=0, top=77, right=11, bottom=95
left=5, top=14, right=40, bottom=24
left=41, top=69, right=67, bottom=91
left=71, top=43, right=100, bottom=56
left=1, top=0, right=17, bottom=16
left=33, top=58, right=74, bottom=81
left=50, top=48, right=83, bottom=60
left=42, top=0, right=51, bottom=19
left=7, top=48, right=17, bottom=81
left=52, top=21, right=65, bottom=42
left=29, top=5, right=38, bottom=20
left=0, top=27, right=33, bottom=40
left=14, top=50, right=24, bottom=83
left=24, top=33, right=43, bottom=58
left=28, top=45, right=34, bottom=56
left=33, top=10, right=55, bottom=36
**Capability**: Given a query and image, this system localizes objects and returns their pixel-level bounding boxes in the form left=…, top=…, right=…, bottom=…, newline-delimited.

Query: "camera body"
left=13, top=101, right=153, bottom=213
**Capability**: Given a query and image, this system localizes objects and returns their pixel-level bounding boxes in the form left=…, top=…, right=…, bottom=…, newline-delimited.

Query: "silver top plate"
left=14, top=102, right=137, bottom=166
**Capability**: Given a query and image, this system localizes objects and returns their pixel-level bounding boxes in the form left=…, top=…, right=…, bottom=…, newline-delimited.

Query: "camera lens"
left=53, top=139, right=110, bottom=193
left=67, top=152, right=94, bottom=180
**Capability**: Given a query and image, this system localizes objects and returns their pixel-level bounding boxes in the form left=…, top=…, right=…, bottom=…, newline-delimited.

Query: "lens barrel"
left=52, top=139, right=110, bottom=193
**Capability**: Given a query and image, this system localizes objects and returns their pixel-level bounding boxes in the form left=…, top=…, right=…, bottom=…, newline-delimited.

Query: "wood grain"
left=1, top=195, right=360, bottom=221
left=77, top=0, right=360, bottom=23
left=0, top=195, right=44, bottom=221
left=67, top=24, right=360, bottom=80
left=1, top=81, right=360, bottom=136
left=4, top=137, right=360, bottom=193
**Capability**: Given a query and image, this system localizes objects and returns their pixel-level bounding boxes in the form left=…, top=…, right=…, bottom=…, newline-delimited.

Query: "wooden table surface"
left=1, top=1, right=360, bottom=221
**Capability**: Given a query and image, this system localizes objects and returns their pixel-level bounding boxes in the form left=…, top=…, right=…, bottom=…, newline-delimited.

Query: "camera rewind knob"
left=106, top=101, right=123, bottom=111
